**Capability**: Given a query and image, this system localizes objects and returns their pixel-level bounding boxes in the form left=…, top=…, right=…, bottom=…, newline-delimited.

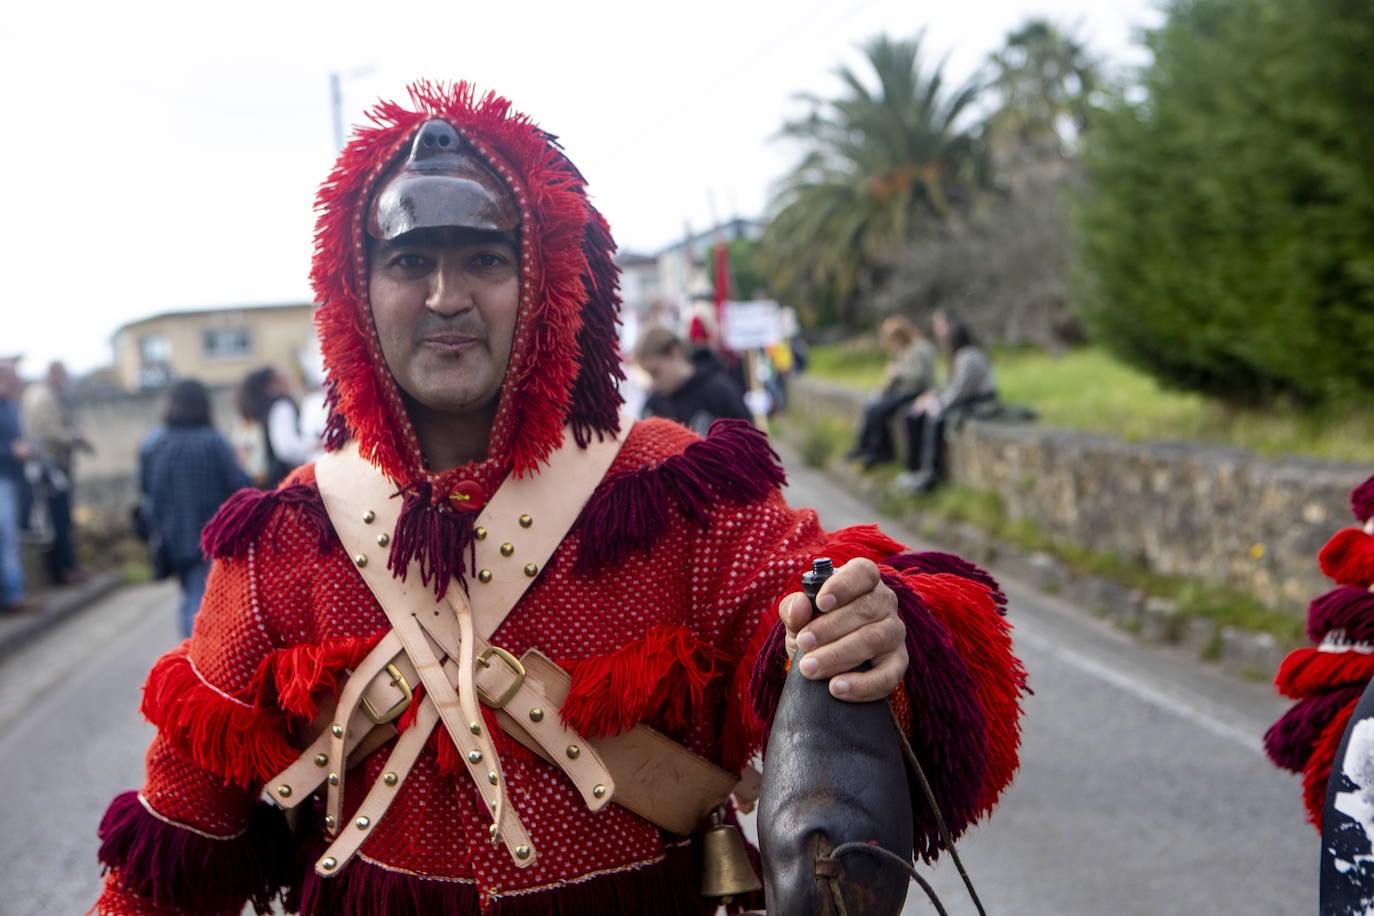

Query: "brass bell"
left=700, top=807, right=762, bottom=902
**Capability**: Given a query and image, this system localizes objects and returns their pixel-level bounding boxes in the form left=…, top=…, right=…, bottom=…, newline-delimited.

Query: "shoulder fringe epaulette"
left=573, top=419, right=786, bottom=575
left=201, top=482, right=335, bottom=560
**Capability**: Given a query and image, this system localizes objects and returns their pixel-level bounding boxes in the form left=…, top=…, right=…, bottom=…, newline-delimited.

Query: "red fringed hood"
left=311, top=80, right=624, bottom=492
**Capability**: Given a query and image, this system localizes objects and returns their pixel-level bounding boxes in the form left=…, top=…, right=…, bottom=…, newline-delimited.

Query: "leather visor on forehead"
left=366, top=118, right=520, bottom=240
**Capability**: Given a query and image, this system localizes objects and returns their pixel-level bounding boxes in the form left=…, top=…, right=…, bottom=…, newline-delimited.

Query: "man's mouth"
left=420, top=334, right=481, bottom=354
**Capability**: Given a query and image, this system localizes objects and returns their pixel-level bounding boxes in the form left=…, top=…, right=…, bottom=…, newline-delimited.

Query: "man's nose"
left=425, top=258, right=472, bottom=315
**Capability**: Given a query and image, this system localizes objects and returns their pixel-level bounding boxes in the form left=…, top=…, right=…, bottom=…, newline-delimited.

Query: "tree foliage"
left=983, top=18, right=1099, bottom=163
left=759, top=32, right=986, bottom=327
left=1076, top=0, right=1374, bottom=404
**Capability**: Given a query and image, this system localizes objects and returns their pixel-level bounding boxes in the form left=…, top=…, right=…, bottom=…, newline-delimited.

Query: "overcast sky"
left=1, top=0, right=1161, bottom=375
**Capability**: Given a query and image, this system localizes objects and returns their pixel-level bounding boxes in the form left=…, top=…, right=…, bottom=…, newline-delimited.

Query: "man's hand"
left=778, top=557, right=908, bottom=702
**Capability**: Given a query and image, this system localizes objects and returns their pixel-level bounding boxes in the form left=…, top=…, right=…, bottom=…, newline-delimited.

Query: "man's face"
left=639, top=349, right=691, bottom=396
left=368, top=227, right=520, bottom=422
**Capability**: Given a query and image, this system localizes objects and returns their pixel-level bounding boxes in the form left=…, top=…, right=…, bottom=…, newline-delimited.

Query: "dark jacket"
left=139, top=426, right=251, bottom=572
left=641, top=366, right=753, bottom=436
left=0, top=399, right=25, bottom=484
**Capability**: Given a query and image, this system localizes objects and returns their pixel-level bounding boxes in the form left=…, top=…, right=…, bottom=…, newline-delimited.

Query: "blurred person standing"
left=138, top=379, right=251, bottom=638
left=236, top=366, right=314, bottom=489
left=21, top=360, right=92, bottom=584
left=898, top=310, right=997, bottom=494
left=0, top=363, right=40, bottom=613
left=845, top=315, right=937, bottom=469
left=634, top=324, right=753, bottom=435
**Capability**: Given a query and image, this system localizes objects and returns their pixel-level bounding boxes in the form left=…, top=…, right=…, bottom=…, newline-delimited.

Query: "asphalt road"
left=0, top=443, right=1318, bottom=915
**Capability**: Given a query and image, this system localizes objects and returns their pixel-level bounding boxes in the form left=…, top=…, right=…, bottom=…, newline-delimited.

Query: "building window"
left=203, top=328, right=253, bottom=359
left=138, top=334, right=173, bottom=387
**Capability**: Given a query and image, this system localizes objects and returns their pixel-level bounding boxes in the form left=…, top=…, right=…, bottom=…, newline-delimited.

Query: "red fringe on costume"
left=572, top=420, right=786, bottom=575
left=1351, top=473, right=1374, bottom=524
left=1304, top=698, right=1363, bottom=828
left=97, top=791, right=291, bottom=916
left=386, top=480, right=478, bottom=599
left=250, top=633, right=386, bottom=719
left=1319, top=527, right=1374, bottom=588
left=201, top=483, right=334, bottom=560
left=1265, top=685, right=1366, bottom=773
left=141, top=645, right=298, bottom=788
left=1306, top=586, right=1374, bottom=644
left=558, top=624, right=728, bottom=738
left=1274, top=647, right=1374, bottom=699
left=902, top=570, right=1028, bottom=816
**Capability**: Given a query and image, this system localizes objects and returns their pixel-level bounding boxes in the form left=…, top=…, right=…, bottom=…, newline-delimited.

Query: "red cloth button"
left=447, top=479, right=486, bottom=512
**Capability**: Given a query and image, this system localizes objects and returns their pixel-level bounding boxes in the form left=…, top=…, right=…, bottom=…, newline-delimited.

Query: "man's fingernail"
left=799, top=656, right=818, bottom=677
left=797, top=631, right=816, bottom=651
left=831, top=678, right=851, bottom=697
left=817, top=594, right=837, bottom=612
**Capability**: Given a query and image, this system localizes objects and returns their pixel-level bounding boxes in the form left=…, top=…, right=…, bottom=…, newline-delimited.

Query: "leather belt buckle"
left=361, top=663, right=413, bottom=725
left=476, top=646, right=525, bottom=709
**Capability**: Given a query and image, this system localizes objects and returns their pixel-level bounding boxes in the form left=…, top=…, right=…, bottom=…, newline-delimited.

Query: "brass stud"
left=355, top=816, right=371, bottom=830
left=468, top=749, right=483, bottom=764
left=523, top=563, right=538, bottom=578
left=469, top=721, right=482, bottom=735
left=313, top=753, right=328, bottom=767
left=331, top=724, right=344, bottom=738
left=519, top=514, right=533, bottom=528
left=354, top=554, right=368, bottom=568
left=324, top=815, right=336, bottom=829
left=382, top=772, right=398, bottom=786
left=528, top=707, right=544, bottom=723
left=489, top=823, right=500, bottom=840
left=500, top=542, right=515, bottom=557
left=376, top=533, right=390, bottom=546
left=478, top=569, right=493, bottom=584
left=593, top=784, right=607, bottom=799
left=474, top=526, right=488, bottom=540
left=362, top=510, right=375, bottom=524
left=488, top=771, right=498, bottom=785
left=328, top=773, right=339, bottom=786
left=276, top=785, right=292, bottom=798
left=321, top=856, right=338, bottom=871
left=566, top=745, right=580, bottom=760
left=515, top=844, right=532, bottom=860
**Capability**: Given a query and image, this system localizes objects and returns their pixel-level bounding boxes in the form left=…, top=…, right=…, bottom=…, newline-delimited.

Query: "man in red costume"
left=93, top=82, right=1027, bottom=914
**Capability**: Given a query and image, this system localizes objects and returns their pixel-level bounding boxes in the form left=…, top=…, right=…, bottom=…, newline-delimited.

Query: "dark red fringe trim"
left=1305, top=697, right=1361, bottom=829
left=884, top=550, right=1009, bottom=612
left=747, top=619, right=791, bottom=747
left=1307, top=585, right=1374, bottom=644
left=201, top=483, right=335, bottom=560
left=566, top=209, right=626, bottom=448
left=98, top=791, right=291, bottom=915
left=882, top=571, right=991, bottom=860
left=387, top=480, right=477, bottom=599
left=1264, top=684, right=1366, bottom=773
left=572, top=419, right=786, bottom=575
left=1319, top=527, right=1374, bottom=588
left=298, top=842, right=712, bottom=916
left=1351, top=472, right=1374, bottom=524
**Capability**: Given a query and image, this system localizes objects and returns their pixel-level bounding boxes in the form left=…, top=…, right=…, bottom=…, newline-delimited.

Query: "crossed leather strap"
left=266, top=428, right=739, bottom=876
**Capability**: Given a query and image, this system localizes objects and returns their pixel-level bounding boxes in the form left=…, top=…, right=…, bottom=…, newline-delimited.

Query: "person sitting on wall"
left=896, top=310, right=997, bottom=495
left=845, top=315, right=937, bottom=470
left=634, top=324, right=754, bottom=436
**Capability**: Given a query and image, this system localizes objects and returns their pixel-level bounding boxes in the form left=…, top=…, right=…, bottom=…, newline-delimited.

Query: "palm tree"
left=760, top=32, right=986, bottom=327
left=984, top=18, right=1098, bottom=164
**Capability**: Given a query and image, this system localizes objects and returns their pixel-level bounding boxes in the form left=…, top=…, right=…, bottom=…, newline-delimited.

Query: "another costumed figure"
left=1265, top=472, right=1374, bottom=915
left=92, top=81, right=1027, bottom=915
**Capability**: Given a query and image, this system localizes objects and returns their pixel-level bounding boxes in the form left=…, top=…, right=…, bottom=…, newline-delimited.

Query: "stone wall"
left=790, top=376, right=1368, bottom=614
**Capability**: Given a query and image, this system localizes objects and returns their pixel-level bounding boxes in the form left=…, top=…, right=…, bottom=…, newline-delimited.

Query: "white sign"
left=721, top=299, right=784, bottom=351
